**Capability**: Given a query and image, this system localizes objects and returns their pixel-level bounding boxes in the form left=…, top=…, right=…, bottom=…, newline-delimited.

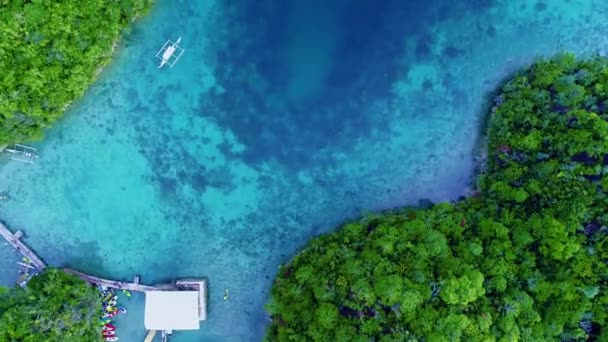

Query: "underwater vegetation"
left=265, top=54, right=608, bottom=341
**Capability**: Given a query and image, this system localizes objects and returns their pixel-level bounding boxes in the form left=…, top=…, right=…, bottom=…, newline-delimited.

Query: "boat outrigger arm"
left=5, top=144, right=38, bottom=164
left=156, top=37, right=185, bottom=69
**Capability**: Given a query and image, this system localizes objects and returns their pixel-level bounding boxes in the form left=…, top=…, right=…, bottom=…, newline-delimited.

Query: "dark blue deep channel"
left=1, top=0, right=608, bottom=340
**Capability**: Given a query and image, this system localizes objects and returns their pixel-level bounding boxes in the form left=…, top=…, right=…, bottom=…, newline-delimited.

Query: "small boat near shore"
left=4, top=144, right=38, bottom=164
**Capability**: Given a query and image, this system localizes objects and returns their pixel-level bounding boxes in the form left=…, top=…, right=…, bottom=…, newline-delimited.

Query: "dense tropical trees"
left=0, top=268, right=101, bottom=341
left=0, top=0, right=152, bottom=144
left=266, top=54, right=608, bottom=341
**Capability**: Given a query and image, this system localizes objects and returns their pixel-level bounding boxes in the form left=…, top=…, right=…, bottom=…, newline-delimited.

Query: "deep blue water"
left=1, top=0, right=608, bottom=341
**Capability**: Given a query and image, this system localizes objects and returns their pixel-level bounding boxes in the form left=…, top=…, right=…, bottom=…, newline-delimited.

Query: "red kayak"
left=102, top=330, right=116, bottom=337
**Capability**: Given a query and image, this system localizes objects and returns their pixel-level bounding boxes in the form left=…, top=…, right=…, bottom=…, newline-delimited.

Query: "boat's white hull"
left=156, top=37, right=183, bottom=69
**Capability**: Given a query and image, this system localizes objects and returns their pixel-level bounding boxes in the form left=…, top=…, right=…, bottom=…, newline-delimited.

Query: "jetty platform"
left=176, top=279, right=207, bottom=321
left=0, top=221, right=46, bottom=270
left=63, top=268, right=174, bottom=292
left=0, top=223, right=208, bottom=341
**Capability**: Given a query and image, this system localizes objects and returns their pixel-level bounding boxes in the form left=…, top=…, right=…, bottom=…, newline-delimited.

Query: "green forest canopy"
left=0, top=0, right=152, bottom=144
left=265, top=54, right=608, bottom=341
left=0, top=268, right=101, bottom=342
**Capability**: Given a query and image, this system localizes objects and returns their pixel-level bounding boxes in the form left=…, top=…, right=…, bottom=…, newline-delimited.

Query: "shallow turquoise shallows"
left=1, top=0, right=608, bottom=341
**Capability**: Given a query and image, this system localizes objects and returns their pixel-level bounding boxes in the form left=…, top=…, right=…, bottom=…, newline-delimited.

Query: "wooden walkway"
left=64, top=268, right=173, bottom=292
left=144, top=330, right=157, bottom=342
left=0, top=221, right=47, bottom=270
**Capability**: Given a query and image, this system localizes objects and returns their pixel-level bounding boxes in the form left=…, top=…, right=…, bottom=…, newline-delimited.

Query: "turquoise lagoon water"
left=2, top=0, right=608, bottom=341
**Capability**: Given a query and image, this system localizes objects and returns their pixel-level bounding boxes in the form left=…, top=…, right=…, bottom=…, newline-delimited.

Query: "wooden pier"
left=0, top=221, right=47, bottom=270
left=0, top=222, right=209, bottom=339
left=64, top=268, right=173, bottom=292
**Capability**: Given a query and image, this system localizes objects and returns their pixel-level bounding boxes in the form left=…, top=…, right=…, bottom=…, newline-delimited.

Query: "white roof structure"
left=144, top=291, right=200, bottom=331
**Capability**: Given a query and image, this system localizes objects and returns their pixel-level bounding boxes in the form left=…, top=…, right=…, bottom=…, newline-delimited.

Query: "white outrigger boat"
left=156, top=37, right=184, bottom=69
left=4, top=144, right=38, bottom=164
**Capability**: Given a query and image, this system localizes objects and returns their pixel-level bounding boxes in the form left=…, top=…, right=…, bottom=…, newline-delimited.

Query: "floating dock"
left=0, top=222, right=47, bottom=270
left=176, top=279, right=208, bottom=321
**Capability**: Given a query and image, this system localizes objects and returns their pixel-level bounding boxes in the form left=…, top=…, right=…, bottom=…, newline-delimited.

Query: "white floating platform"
left=145, top=291, right=200, bottom=331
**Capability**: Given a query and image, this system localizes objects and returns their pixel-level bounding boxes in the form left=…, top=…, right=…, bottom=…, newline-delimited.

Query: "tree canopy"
left=0, top=0, right=152, bottom=144
left=0, top=268, right=101, bottom=342
left=265, top=54, right=608, bottom=341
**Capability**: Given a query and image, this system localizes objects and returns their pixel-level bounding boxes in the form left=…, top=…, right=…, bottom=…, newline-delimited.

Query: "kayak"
left=103, top=323, right=116, bottom=330
left=118, top=306, right=127, bottom=314
left=103, top=311, right=119, bottom=318
left=105, top=337, right=119, bottom=341
left=102, top=331, right=116, bottom=337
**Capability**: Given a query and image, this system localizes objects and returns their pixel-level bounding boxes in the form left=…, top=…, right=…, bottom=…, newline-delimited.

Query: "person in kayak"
left=122, top=289, right=131, bottom=299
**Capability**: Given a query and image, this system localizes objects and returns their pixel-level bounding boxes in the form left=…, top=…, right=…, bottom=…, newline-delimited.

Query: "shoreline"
left=463, top=128, right=489, bottom=197
left=61, top=41, right=120, bottom=113
left=61, top=11, right=146, bottom=113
